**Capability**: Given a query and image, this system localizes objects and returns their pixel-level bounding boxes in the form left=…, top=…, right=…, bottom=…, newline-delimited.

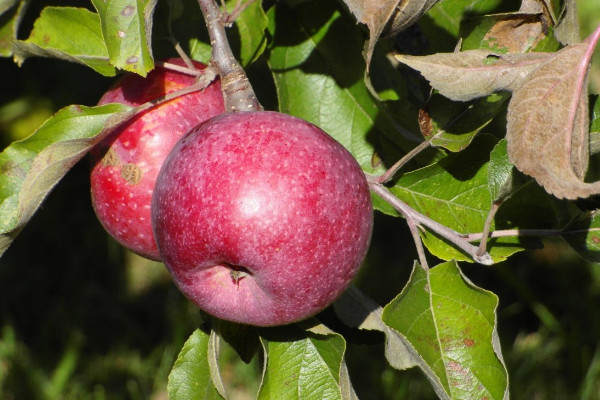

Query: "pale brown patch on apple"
left=102, top=148, right=120, bottom=167
left=121, top=163, right=142, bottom=185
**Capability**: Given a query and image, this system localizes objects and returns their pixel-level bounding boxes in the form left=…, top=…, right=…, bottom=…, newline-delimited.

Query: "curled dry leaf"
left=506, top=26, right=600, bottom=199
left=342, top=0, right=439, bottom=67
left=396, top=50, right=551, bottom=102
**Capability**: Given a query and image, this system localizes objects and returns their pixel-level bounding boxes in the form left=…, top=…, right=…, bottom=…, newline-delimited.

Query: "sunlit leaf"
left=168, top=328, right=224, bottom=400
left=13, top=7, right=116, bottom=76
left=91, top=0, right=157, bottom=76
left=0, top=104, right=131, bottom=256
left=0, top=0, right=29, bottom=57
left=258, top=325, right=346, bottom=400
left=390, top=134, right=532, bottom=262
left=382, top=261, right=509, bottom=400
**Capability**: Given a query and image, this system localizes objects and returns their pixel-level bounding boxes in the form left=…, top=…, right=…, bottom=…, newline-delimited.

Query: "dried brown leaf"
left=484, top=13, right=546, bottom=53
left=506, top=27, right=600, bottom=199
left=396, top=50, right=551, bottom=101
left=342, top=0, right=439, bottom=67
left=554, top=0, right=580, bottom=45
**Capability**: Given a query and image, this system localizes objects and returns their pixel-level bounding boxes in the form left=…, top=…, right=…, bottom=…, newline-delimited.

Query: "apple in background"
left=90, top=58, right=224, bottom=260
left=152, top=111, right=373, bottom=326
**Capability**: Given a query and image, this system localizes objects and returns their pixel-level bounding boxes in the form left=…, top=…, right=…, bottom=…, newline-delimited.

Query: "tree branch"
left=197, top=0, right=261, bottom=112
left=367, top=175, right=493, bottom=265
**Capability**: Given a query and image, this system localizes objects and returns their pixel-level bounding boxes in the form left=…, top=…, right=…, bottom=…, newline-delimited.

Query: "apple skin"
left=90, top=58, right=224, bottom=260
left=152, top=111, right=373, bottom=326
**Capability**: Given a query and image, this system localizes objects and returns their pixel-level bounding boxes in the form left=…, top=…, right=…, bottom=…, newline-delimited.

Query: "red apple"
left=90, top=58, right=224, bottom=260
left=152, top=111, right=373, bottom=326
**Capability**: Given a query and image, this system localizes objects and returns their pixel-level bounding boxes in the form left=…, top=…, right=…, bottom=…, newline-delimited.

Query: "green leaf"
left=426, top=0, right=504, bottom=37
left=267, top=2, right=414, bottom=176
left=13, top=7, right=116, bottom=76
left=562, top=210, right=600, bottom=263
left=226, top=0, right=268, bottom=66
left=258, top=325, right=347, bottom=400
left=423, top=92, right=510, bottom=152
left=91, top=0, right=157, bottom=76
left=0, top=0, right=29, bottom=57
left=0, top=103, right=131, bottom=256
left=382, top=261, right=509, bottom=400
left=390, top=134, right=528, bottom=262
left=168, top=328, right=224, bottom=400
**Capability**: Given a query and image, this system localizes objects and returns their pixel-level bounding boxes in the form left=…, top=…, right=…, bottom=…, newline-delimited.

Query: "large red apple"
left=90, top=58, right=224, bottom=260
left=152, top=111, right=373, bottom=326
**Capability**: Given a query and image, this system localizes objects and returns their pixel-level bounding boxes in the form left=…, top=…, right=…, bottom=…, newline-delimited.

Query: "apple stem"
left=197, top=0, right=262, bottom=112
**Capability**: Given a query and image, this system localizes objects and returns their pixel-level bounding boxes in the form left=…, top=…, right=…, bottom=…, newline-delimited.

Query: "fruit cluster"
left=90, top=59, right=373, bottom=326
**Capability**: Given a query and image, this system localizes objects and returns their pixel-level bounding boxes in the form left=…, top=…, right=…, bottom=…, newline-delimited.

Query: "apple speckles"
left=152, top=111, right=373, bottom=326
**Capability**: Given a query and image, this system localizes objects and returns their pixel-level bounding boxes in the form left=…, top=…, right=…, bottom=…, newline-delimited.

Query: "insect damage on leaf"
left=506, top=26, right=600, bottom=199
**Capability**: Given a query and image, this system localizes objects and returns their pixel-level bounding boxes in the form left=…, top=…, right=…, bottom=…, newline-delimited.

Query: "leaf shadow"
left=268, top=1, right=364, bottom=90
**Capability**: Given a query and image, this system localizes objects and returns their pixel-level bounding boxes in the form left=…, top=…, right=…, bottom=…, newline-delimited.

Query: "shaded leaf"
left=267, top=2, right=416, bottom=179
left=12, top=7, right=116, bottom=76
left=167, top=328, right=224, bottom=400
left=0, top=0, right=29, bottom=57
left=258, top=325, right=346, bottom=400
left=207, top=327, right=227, bottom=398
left=333, top=285, right=417, bottom=370
left=0, top=104, right=131, bottom=256
left=422, top=92, right=510, bottom=152
left=382, top=261, right=509, bottom=400
left=561, top=210, right=600, bottom=263
left=506, top=27, right=600, bottom=199
left=342, top=0, right=439, bottom=67
left=487, top=138, right=530, bottom=203
left=226, top=0, right=268, bottom=66
left=426, top=0, right=504, bottom=38
left=396, top=50, right=551, bottom=102
left=91, top=0, right=157, bottom=76
left=215, top=319, right=259, bottom=364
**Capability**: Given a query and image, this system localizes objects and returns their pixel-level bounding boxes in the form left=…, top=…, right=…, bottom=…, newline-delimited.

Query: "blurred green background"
left=1, top=1, right=600, bottom=399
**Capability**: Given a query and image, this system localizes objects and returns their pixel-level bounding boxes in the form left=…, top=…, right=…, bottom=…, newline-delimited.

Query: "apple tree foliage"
left=1, top=0, right=600, bottom=398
